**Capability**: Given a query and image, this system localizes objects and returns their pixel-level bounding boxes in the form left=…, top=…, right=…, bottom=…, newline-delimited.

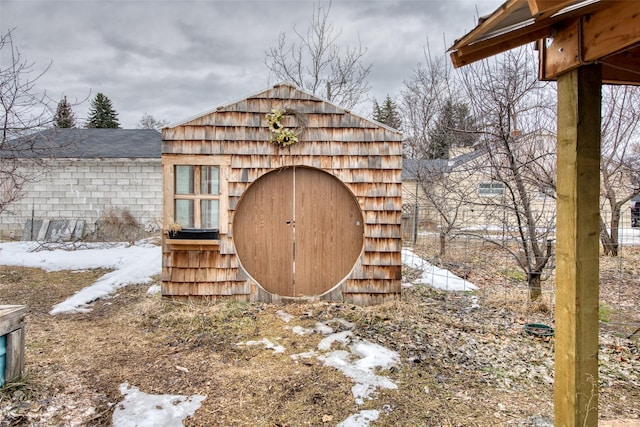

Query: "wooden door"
left=233, top=167, right=363, bottom=297
left=233, top=168, right=294, bottom=296
left=294, top=167, right=364, bottom=295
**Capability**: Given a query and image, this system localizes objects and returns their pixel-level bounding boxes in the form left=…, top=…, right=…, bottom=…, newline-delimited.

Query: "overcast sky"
left=1, top=0, right=501, bottom=128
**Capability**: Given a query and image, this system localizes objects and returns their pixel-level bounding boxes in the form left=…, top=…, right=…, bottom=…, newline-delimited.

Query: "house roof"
left=402, top=149, right=485, bottom=180
left=401, top=132, right=558, bottom=181
left=401, top=158, right=448, bottom=181
left=447, top=148, right=486, bottom=169
left=3, top=128, right=161, bottom=159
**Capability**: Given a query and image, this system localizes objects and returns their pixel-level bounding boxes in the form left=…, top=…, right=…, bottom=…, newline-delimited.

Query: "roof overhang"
left=449, top=0, right=640, bottom=85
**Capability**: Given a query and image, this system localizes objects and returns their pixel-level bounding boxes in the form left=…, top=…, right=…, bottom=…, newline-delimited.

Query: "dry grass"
left=85, top=208, right=151, bottom=242
left=0, top=240, right=638, bottom=426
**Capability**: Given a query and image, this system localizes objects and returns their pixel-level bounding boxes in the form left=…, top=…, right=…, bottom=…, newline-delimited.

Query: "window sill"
left=166, top=239, right=220, bottom=250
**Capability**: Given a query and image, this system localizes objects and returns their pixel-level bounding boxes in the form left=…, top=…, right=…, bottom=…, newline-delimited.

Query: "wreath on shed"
left=266, top=108, right=306, bottom=147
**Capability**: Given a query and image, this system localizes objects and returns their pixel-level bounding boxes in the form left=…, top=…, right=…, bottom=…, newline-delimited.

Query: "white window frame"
left=478, top=181, right=505, bottom=196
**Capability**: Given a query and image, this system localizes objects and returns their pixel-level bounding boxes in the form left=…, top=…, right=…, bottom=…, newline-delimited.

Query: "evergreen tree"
left=53, top=96, right=76, bottom=128
left=428, top=99, right=478, bottom=159
left=86, top=93, right=120, bottom=128
left=373, top=95, right=401, bottom=130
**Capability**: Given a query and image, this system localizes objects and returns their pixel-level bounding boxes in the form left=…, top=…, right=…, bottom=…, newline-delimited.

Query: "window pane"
left=201, top=200, right=219, bottom=229
left=491, top=183, right=505, bottom=194
left=175, top=166, right=194, bottom=194
left=175, top=200, right=194, bottom=228
left=479, top=182, right=504, bottom=195
left=201, top=166, right=220, bottom=195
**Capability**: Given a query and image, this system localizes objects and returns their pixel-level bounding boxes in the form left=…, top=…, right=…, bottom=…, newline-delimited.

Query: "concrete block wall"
left=0, top=158, right=162, bottom=239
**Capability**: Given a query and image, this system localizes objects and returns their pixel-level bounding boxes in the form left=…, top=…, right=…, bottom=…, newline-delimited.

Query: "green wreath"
left=266, top=109, right=305, bottom=147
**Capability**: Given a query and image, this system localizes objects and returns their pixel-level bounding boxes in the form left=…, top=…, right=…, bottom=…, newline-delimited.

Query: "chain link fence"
left=401, top=201, right=640, bottom=340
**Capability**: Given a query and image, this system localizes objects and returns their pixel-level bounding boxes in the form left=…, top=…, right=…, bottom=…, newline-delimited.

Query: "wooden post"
left=555, top=64, right=601, bottom=427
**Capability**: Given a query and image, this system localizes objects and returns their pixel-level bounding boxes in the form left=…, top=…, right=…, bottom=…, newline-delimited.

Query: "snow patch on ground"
left=240, top=312, right=400, bottom=426
left=314, top=322, right=335, bottom=335
left=283, top=314, right=399, bottom=425
left=402, top=247, right=478, bottom=291
left=319, top=341, right=399, bottom=405
left=276, top=310, right=294, bottom=323
left=112, top=383, right=205, bottom=427
left=0, top=241, right=161, bottom=314
left=291, top=325, right=315, bottom=335
left=147, top=284, right=162, bottom=294
left=290, top=350, right=319, bottom=361
left=337, top=409, right=380, bottom=427
left=237, top=337, right=286, bottom=353
left=318, top=330, right=353, bottom=351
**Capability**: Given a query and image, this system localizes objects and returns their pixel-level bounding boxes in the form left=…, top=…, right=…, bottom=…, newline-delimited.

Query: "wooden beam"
left=527, top=0, right=576, bottom=19
left=542, top=38, right=640, bottom=85
left=450, top=0, right=606, bottom=68
left=555, top=64, right=601, bottom=427
left=583, top=1, right=640, bottom=62
left=541, top=1, right=640, bottom=79
left=451, top=24, right=552, bottom=67
left=450, top=0, right=526, bottom=60
left=540, top=18, right=581, bottom=80
left=601, top=47, right=640, bottom=85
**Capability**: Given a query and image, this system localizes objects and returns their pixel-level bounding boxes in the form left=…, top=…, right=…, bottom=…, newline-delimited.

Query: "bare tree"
left=0, top=29, right=54, bottom=215
left=401, top=51, right=482, bottom=256
left=408, top=157, right=478, bottom=256
left=460, top=47, right=557, bottom=301
left=137, top=112, right=169, bottom=130
left=599, top=85, right=640, bottom=256
left=400, top=53, right=451, bottom=159
left=265, top=2, right=371, bottom=109
left=1, top=30, right=53, bottom=141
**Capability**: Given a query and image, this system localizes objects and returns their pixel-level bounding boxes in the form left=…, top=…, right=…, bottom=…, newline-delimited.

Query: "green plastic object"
left=524, top=323, right=555, bottom=337
left=0, top=334, right=6, bottom=387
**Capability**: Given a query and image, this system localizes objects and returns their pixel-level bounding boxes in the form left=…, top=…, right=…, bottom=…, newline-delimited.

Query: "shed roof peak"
left=166, top=81, right=402, bottom=135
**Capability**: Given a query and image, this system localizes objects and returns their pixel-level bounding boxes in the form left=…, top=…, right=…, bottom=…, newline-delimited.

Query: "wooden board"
left=233, top=167, right=364, bottom=297
left=554, top=64, right=601, bottom=427
left=0, top=305, right=26, bottom=383
left=233, top=168, right=294, bottom=296
left=294, top=167, right=364, bottom=296
left=0, top=305, right=26, bottom=336
left=6, top=327, right=25, bottom=382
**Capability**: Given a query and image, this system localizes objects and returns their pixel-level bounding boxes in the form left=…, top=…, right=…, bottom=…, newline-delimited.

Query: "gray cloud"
left=1, top=0, right=496, bottom=127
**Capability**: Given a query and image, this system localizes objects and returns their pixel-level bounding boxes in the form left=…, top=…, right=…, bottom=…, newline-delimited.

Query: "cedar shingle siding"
left=161, top=83, right=403, bottom=305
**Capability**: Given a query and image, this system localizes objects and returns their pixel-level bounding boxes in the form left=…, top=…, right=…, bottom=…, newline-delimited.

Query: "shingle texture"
left=4, top=129, right=161, bottom=159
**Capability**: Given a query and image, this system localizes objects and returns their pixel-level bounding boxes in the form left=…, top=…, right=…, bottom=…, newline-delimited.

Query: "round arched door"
left=233, top=166, right=364, bottom=297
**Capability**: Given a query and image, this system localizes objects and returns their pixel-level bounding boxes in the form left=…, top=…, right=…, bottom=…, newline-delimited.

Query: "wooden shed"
left=161, top=83, right=403, bottom=305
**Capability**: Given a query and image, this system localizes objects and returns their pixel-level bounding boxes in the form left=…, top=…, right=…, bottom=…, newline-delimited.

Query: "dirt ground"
left=0, top=242, right=639, bottom=426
